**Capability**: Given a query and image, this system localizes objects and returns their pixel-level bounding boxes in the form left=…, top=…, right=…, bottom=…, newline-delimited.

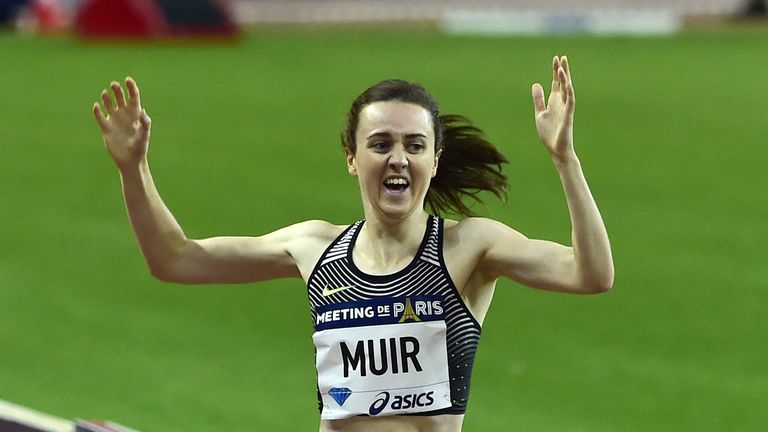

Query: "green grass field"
left=1, top=26, right=766, bottom=431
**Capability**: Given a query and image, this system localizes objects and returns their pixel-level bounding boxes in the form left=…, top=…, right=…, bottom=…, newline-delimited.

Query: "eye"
left=370, top=141, right=390, bottom=152
left=406, top=142, right=425, bottom=153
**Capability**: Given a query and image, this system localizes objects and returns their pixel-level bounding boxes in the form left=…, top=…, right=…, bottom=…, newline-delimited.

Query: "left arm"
left=475, top=56, right=613, bottom=294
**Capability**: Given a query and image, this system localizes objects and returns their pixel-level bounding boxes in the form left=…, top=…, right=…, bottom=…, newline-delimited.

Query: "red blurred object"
left=75, top=0, right=168, bottom=38
left=75, top=0, right=239, bottom=40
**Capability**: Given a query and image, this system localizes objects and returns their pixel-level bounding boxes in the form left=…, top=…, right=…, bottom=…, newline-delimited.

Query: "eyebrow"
left=367, top=132, right=428, bottom=140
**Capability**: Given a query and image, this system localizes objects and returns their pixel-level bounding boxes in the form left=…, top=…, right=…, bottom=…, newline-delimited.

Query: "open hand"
left=93, top=78, right=151, bottom=169
left=532, top=56, right=575, bottom=162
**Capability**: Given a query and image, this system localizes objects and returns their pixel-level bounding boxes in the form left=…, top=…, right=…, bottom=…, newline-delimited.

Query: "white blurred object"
left=442, top=8, right=682, bottom=35
left=233, top=0, right=748, bottom=26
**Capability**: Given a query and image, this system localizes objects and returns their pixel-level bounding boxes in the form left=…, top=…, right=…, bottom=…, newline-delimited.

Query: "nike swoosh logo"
left=322, top=285, right=354, bottom=297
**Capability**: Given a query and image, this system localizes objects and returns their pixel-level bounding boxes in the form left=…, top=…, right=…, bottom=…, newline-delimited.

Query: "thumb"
left=532, top=83, right=546, bottom=115
left=140, top=109, right=151, bottom=129
left=138, top=109, right=152, bottom=142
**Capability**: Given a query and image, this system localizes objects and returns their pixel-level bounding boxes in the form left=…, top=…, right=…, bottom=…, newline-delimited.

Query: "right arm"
left=93, top=78, right=329, bottom=284
left=116, top=160, right=317, bottom=283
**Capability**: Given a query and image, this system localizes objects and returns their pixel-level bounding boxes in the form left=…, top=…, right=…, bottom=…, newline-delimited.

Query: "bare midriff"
left=319, top=414, right=464, bottom=432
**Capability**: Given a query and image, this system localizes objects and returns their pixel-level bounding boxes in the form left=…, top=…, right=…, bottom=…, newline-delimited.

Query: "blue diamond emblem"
left=329, top=387, right=352, bottom=406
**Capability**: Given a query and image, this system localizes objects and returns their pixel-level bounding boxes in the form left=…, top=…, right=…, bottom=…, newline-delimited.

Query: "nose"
left=388, top=147, right=409, bottom=171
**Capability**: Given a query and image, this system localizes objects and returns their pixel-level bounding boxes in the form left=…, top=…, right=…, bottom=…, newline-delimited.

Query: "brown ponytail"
left=343, top=80, right=508, bottom=217
left=427, top=114, right=508, bottom=216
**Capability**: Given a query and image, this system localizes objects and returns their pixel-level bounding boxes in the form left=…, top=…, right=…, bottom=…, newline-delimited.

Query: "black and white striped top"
left=307, top=215, right=481, bottom=415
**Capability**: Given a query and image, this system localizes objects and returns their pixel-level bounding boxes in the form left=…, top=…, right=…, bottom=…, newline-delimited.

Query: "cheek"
left=420, top=157, right=439, bottom=177
left=356, top=160, right=382, bottom=182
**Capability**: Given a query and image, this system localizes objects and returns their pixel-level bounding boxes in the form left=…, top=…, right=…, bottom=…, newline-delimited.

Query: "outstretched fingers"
left=565, top=73, right=575, bottom=113
left=561, top=56, right=571, bottom=82
left=557, top=66, right=569, bottom=104
left=93, top=77, right=144, bottom=127
left=559, top=56, right=575, bottom=111
left=540, top=55, right=572, bottom=113
left=111, top=81, right=127, bottom=108
left=93, top=102, right=108, bottom=132
left=126, top=77, right=141, bottom=108
left=100, top=89, right=114, bottom=115
left=551, top=55, right=560, bottom=93
left=532, top=83, right=546, bottom=115
left=554, top=55, right=575, bottom=105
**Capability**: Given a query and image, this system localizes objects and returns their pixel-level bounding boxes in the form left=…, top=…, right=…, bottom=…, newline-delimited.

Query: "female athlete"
left=93, top=55, right=613, bottom=432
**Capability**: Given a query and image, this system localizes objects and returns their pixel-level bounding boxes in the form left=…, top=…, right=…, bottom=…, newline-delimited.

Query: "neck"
left=368, top=202, right=428, bottom=228
left=356, top=209, right=430, bottom=272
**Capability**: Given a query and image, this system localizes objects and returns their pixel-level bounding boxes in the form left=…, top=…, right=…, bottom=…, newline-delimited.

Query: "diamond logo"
left=329, top=387, right=352, bottom=406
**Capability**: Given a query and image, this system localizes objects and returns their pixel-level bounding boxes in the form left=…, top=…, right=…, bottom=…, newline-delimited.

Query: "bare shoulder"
left=284, top=219, right=346, bottom=240
left=281, top=219, right=348, bottom=280
left=443, top=217, right=527, bottom=250
left=442, top=217, right=532, bottom=285
left=280, top=219, right=347, bottom=257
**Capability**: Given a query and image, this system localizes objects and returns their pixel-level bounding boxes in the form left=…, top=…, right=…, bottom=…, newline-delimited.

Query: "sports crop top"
left=306, top=215, right=481, bottom=419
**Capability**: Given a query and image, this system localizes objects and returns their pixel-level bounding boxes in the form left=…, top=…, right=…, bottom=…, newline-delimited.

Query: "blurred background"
left=1, top=1, right=766, bottom=431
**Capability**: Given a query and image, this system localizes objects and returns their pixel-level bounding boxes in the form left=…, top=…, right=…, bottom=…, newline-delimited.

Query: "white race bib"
left=313, top=296, right=451, bottom=419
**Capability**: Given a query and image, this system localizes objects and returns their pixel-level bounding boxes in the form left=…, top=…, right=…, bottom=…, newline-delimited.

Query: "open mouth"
left=383, top=177, right=409, bottom=193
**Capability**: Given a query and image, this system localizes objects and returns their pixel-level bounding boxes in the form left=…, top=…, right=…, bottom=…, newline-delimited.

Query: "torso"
left=295, top=215, right=495, bottom=432
left=293, top=217, right=497, bottom=327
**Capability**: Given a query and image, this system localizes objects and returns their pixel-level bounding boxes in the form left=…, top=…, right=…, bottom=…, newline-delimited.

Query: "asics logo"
left=322, top=285, right=354, bottom=297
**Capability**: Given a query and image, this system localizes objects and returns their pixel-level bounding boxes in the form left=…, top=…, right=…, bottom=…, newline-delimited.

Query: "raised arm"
left=474, top=56, right=614, bottom=294
left=93, top=78, right=330, bottom=284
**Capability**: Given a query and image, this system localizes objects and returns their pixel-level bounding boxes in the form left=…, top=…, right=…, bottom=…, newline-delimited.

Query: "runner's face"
left=347, top=101, right=439, bottom=221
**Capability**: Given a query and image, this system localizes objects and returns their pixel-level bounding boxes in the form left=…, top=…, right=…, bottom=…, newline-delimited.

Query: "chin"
left=375, top=199, right=424, bottom=221
left=363, top=185, right=427, bottom=221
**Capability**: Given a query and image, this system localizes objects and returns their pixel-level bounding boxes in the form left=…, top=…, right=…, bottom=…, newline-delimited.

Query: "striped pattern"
left=307, top=215, right=481, bottom=414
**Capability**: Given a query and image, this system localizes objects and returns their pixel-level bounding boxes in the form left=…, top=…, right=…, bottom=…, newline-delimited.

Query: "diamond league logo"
left=329, top=387, right=352, bottom=406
